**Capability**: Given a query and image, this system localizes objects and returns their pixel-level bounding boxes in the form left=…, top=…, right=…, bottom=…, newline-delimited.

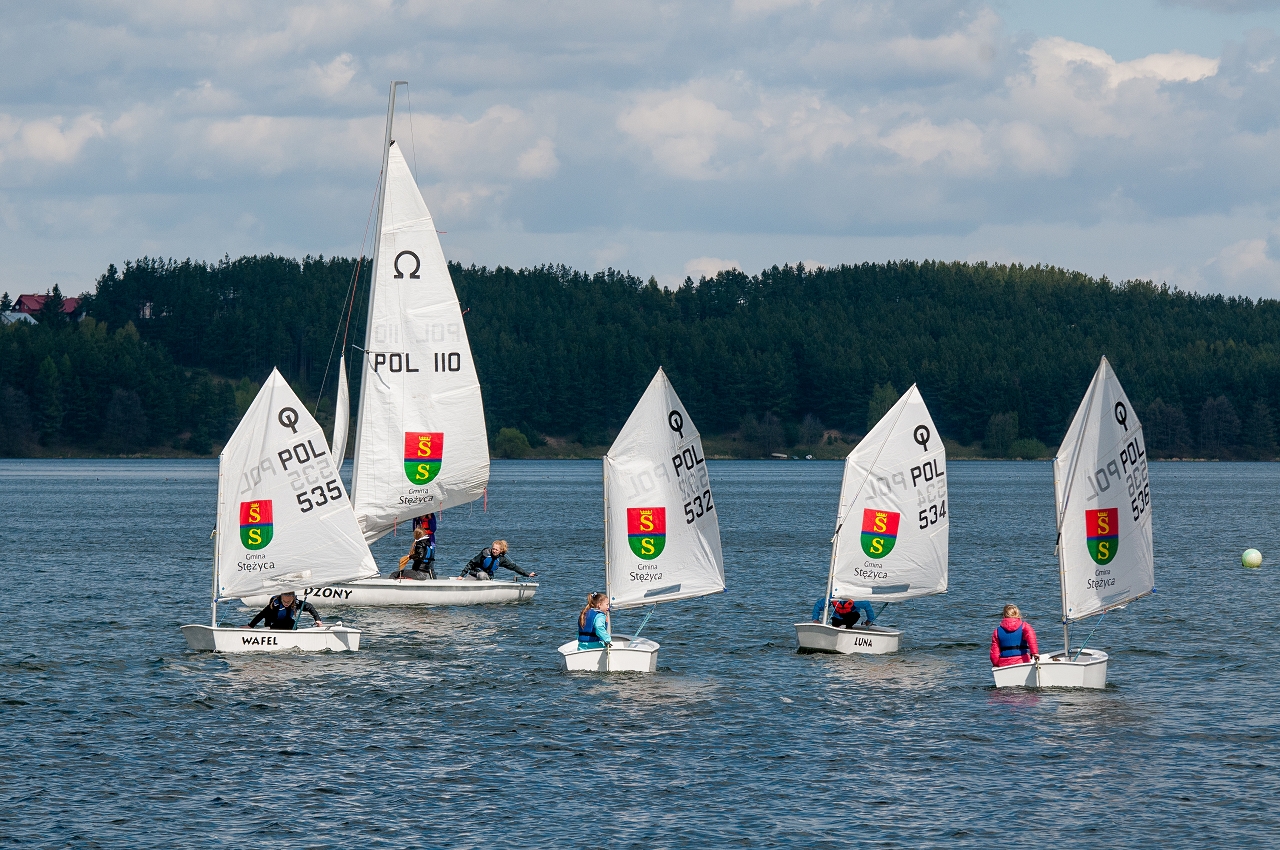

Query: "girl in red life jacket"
left=990, top=604, right=1038, bottom=667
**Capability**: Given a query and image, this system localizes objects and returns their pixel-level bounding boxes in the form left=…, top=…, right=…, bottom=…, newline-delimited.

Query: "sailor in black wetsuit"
left=245, top=591, right=324, bottom=630
left=460, top=540, right=537, bottom=581
left=390, top=526, right=436, bottom=580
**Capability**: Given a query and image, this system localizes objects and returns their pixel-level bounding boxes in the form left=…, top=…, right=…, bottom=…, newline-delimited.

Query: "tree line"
left=2, top=255, right=1278, bottom=459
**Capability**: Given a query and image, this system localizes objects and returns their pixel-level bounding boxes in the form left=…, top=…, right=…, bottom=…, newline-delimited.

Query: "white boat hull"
left=181, top=624, right=361, bottom=653
left=794, top=622, right=902, bottom=655
left=991, top=649, right=1109, bottom=689
left=239, top=577, right=538, bottom=609
left=557, top=635, right=660, bottom=672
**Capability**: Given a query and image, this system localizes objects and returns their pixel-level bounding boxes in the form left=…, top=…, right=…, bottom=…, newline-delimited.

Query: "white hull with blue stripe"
left=794, top=622, right=901, bottom=655
left=181, top=624, right=361, bottom=653
left=991, top=649, right=1108, bottom=689
left=557, top=635, right=659, bottom=673
left=239, top=577, right=538, bottom=609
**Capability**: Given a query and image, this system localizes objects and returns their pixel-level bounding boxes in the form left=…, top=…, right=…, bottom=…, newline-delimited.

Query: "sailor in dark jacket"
left=245, top=591, right=324, bottom=630
left=460, top=540, right=537, bottom=580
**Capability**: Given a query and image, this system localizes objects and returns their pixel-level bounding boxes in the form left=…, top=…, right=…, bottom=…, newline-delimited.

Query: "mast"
left=1054, top=369, right=1099, bottom=656
left=350, top=80, right=407, bottom=499
left=821, top=528, right=839, bottom=625
left=602, top=458, right=612, bottom=632
left=211, top=464, right=224, bottom=626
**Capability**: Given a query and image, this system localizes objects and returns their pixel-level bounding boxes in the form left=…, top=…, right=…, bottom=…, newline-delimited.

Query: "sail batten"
left=215, top=369, right=377, bottom=600
left=1053, top=357, right=1155, bottom=623
left=604, top=369, right=725, bottom=610
left=829, top=385, right=949, bottom=604
left=350, top=141, right=490, bottom=542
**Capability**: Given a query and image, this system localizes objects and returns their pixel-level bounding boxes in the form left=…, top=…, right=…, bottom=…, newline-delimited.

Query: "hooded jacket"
left=990, top=617, right=1038, bottom=667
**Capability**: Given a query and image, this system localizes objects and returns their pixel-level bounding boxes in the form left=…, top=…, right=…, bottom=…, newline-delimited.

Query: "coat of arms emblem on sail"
left=403, top=432, right=444, bottom=484
left=627, top=507, right=666, bottom=560
left=1085, top=508, right=1118, bottom=565
left=860, top=508, right=899, bottom=558
left=240, top=500, right=273, bottom=550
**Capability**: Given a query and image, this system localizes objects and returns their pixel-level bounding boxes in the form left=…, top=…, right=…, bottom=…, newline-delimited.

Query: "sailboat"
left=558, top=368, right=725, bottom=673
left=992, top=356, right=1154, bottom=688
left=794, top=385, right=948, bottom=654
left=181, top=369, right=379, bottom=652
left=243, top=82, right=535, bottom=609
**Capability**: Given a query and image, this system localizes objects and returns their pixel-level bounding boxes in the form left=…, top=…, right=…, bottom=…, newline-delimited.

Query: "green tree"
left=33, top=356, right=64, bottom=441
left=0, top=292, right=11, bottom=312
left=867, top=383, right=900, bottom=430
left=1244, top=400, right=1277, bottom=457
left=798, top=413, right=825, bottom=446
left=1199, top=396, right=1240, bottom=457
left=985, top=411, right=1019, bottom=457
left=494, top=427, right=531, bottom=458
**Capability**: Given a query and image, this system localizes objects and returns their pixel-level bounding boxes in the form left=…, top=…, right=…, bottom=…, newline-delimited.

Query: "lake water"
left=0, top=459, right=1276, bottom=848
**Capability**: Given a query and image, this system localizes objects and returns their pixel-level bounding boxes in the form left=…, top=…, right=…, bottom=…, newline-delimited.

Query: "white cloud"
left=308, top=53, right=359, bottom=99
left=517, top=138, right=559, bottom=179
left=0, top=114, right=105, bottom=165
left=684, top=256, right=741, bottom=280
left=617, top=91, right=750, bottom=179
left=880, top=118, right=990, bottom=173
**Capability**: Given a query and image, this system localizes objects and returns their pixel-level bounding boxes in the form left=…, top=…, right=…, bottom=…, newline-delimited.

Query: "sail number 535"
left=297, top=479, right=342, bottom=513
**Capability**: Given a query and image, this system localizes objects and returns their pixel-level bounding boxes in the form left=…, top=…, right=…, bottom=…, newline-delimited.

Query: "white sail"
left=1054, top=356, right=1154, bottom=622
left=216, top=368, right=378, bottom=600
left=604, top=368, right=724, bottom=610
left=830, top=385, right=948, bottom=603
left=332, top=353, right=349, bottom=468
left=351, top=141, right=490, bottom=542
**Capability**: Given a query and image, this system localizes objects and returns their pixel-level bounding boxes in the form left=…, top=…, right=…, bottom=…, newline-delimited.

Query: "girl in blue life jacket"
left=577, top=592, right=612, bottom=649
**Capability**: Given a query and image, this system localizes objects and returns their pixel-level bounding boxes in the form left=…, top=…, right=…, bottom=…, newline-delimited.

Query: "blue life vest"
left=997, top=623, right=1029, bottom=658
left=579, top=609, right=603, bottom=643
left=481, top=555, right=499, bottom=576
left=269, top=599, right=297, bottom=629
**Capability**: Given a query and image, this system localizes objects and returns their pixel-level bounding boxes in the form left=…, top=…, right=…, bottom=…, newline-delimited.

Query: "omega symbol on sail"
left=404, top=432, right=444, bottom=484
left=627, top=507, right=666, bottom=560
left=240, top=500, right=274, bottom=550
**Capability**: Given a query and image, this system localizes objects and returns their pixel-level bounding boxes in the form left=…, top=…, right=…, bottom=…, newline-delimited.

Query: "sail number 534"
left=918, top=499, right=947, bottom=529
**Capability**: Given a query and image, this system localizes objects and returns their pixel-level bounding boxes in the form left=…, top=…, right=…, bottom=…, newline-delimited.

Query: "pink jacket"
left=990, top=617, right=1038, bottom=667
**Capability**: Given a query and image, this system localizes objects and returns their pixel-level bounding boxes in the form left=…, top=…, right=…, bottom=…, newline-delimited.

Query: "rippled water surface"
left=1, top=459, right=1277, bottom=848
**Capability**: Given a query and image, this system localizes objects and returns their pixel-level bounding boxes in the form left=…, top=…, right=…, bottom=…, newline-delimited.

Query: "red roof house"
left=12, top=293, right=81, bottom=315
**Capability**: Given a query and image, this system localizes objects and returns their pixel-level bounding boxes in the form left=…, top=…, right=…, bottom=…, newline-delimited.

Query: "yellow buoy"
left=1242, top=548, right=1263, bottom=569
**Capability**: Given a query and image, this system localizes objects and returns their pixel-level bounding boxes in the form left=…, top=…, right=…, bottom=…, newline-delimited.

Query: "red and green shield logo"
left=1086, top=508, right=1118, bottom=565
left=240, top=500, right=273, bottom=550
left=860, top=509, right=899, bottom=558
left=404, top=432, right=444, bottom=485
left=627, top=507, right=666, bottom=560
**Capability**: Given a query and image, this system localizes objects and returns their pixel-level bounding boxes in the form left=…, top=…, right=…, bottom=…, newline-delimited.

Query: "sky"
left=1, top=0, right=1279, bottom=298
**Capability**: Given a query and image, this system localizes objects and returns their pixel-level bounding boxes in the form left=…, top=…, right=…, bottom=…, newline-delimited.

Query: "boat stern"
left=794, top=622, right=901, bottom=655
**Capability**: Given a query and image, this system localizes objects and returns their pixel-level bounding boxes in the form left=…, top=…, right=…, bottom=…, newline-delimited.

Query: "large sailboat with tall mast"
left=242, top=82, right=535, bottom=608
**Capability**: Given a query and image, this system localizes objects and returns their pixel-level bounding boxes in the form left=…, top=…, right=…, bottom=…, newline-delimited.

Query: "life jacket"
left=996, top=622, right=1030, bottom=658
left=481, top=554, right=500, bottom=576
left=579, top=609, right=604, bottom=643
left=832, top=600, right=855, bottom=616
left=269, top=598, right=298, bottom=629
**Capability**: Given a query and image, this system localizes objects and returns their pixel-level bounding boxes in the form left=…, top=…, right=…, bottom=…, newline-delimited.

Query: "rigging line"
left=1071, top=612, right=1105, bottom=661
left=405, top=84, right=419, bottom=184
left=311, top=168, right=383, bottom=417
left=833, top=385, right=917, bottom=536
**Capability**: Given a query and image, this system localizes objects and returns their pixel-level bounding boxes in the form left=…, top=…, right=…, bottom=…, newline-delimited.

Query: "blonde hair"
left=413, top=527, right=426, bottom=539
left=1002, top=604, right=1021, bottom=619
left=492, top=539, right=508, bottom=554
left=579, top=592, right=608, bottom=629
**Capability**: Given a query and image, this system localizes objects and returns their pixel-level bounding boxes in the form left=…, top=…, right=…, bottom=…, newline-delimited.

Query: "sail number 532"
left=918, top=500, right=947, bottom=529
left=683, top=489, right=714, bottom=523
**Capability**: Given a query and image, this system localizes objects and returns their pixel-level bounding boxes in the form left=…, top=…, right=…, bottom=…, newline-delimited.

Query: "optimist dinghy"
left=558, top=368, right=726, bottom=673
left=285, top=82, right=535, bottom=608
left=181, top=369, right=379, bottom=653
left=992, top=356, right=1154, bottom=688
left=795, top=385, right=949, bottom=654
